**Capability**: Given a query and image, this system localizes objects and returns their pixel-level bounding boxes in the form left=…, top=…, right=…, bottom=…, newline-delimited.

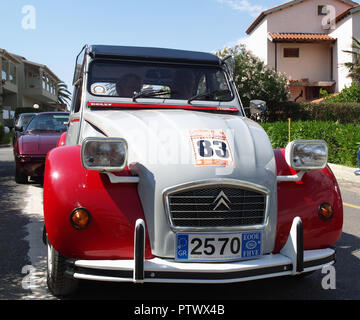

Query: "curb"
left=0, top=144, right=11, bottom=148
left=328, top=163, right=360, bottom=188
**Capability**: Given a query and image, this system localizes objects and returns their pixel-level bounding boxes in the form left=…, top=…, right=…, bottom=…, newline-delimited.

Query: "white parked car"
left=43, top=45, right=343, bottom=296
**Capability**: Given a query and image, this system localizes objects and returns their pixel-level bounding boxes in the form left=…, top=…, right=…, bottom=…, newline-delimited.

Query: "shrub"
left=215, top=45, right=289, bottom=110
left=265, top=101, right=360, bottom=124
left=320, top=82, right=360, bottom=103
left=260, top=121, right=360, bottom=167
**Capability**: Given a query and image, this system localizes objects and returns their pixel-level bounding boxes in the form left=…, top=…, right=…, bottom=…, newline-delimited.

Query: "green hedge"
left=265, top=102, right=360, bottom=124
left=260, top=121, right=360, bottom=167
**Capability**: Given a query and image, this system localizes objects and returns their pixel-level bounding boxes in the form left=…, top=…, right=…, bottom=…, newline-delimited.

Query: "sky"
left=0, top=0, right=285, bottom=96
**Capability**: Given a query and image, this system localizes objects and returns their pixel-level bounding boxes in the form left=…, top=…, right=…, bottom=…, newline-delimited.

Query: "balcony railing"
left=24, top=68, right=58, bottom=102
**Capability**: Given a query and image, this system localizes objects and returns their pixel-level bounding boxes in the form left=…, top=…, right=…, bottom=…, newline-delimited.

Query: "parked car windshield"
left=15, top=113, right=36, bottom=130
left=88, top=61, right=234, bottom=102
left=26, top=113, right=69, bottom=132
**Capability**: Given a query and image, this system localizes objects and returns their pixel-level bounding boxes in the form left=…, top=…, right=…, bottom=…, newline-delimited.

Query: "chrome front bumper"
left=65, top=217, right=336, bottom=284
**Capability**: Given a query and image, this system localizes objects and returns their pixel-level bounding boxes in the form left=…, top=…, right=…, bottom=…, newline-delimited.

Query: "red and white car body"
left=43, top=45, right=342, bottom=296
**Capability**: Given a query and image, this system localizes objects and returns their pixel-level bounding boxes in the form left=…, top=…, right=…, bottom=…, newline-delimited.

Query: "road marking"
left=343, top=202, right=360, bottom=210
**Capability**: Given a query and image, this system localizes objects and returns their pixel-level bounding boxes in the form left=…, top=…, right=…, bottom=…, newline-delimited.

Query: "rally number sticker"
left=189, top=130, right=234, bottom=167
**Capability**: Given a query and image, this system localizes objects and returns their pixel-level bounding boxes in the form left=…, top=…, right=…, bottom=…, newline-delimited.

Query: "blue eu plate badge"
left=175, top=231, right=262, bottom=262
left=176, top=234, right=189, bottom=260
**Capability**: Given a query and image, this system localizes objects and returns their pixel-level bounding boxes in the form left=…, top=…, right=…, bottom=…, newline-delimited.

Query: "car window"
left=17, top=114, right=36, bottom=129
left=72, top=82, right=82, bottom=113
left=88, top=61, right=233, bottom=102
left=26, top=114, right=69, bottom=132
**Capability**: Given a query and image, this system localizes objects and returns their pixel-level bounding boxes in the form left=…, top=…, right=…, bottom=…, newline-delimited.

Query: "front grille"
left=166, top=185, right=267, bottom=228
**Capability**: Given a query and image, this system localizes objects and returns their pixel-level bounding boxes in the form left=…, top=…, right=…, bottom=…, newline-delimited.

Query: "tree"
left=56, top=81, right=72, bottom=107
left=343, top=37, right=360, bottom=84
left=215, top=44, right=289, bottom=119
left=320, top=37, right=360, bottom=103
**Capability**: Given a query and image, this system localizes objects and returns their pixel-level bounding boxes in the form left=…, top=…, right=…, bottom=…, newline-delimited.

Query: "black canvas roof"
left=88, top=45, right=222, bottom=65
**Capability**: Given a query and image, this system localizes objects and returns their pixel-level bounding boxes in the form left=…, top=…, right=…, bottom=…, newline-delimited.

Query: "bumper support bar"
left=67, top=218, right=335, bottom=284
left=133, top=219, right=145, bottom=283
left=280, top=217, right=304, bottom=274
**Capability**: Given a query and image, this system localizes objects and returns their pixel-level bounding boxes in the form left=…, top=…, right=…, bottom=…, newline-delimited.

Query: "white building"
left=245, top=0, right=360, bottom=101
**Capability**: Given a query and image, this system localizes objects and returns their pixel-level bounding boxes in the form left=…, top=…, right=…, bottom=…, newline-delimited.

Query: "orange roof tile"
left=268, top=33, right=336, bottom=42
left=336, top=4, right=360, bottom=22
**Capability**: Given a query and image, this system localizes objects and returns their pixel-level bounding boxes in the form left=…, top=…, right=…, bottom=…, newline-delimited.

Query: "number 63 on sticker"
left=189, top=130, right=234, bottom=167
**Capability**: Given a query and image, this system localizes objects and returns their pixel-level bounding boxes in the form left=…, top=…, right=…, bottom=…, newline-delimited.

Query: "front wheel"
left=14, top=165, right=27, bottom=184
left=46, top=238, right=78, bottom=297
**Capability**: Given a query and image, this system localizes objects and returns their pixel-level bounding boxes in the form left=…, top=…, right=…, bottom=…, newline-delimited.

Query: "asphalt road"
left=0, top=146, right=359, bottom=302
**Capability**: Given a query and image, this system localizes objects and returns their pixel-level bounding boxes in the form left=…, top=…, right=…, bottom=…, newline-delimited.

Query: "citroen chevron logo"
left=212, top=191, right=231, bottom=211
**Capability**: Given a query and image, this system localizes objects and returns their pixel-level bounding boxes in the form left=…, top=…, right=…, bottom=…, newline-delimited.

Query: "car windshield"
left=26, top=113, right=69, bottom=132
left=88, top=61, right=234, bottom=102
left=16, top=114, right=36, bottom=129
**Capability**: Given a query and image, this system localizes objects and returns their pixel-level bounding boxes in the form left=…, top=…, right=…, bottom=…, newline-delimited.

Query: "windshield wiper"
left=187, top=89, right=232, bottom=104
left=132, top=89, right=176, bottom=102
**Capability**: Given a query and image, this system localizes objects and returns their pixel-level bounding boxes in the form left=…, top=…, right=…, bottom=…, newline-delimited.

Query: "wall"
left=22, top=95, right=39, bottom=108
left=267, top=0, right=352, bottom=33
left=330, top=15, right=353, bottom=91
left=277, top=42, right=332, bottom=81
left=244, top=18, right=269, bottom=64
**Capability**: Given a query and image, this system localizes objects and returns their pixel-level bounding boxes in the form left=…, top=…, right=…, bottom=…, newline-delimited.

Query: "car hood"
left=82, top=109, right=277, bottom=257
left=18, top=131, right=62, bottom=155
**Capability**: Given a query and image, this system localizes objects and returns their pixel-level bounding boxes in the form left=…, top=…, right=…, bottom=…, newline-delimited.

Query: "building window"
left=284, top=48, right=299, bottom=58
left=318, top=5, right=328, bottom=15
left=2, top=60, right=8, bottom=80
left=9, top=63, right=16, bottom=84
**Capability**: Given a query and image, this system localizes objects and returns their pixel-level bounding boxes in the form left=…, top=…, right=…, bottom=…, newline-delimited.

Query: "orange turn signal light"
left=318, top=202, right=333, bottom=221
left=70, top=208, right=91, bottom=230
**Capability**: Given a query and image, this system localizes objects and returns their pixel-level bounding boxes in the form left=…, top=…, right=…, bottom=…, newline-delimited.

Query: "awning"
left=268, top=33, right=336, bottom=43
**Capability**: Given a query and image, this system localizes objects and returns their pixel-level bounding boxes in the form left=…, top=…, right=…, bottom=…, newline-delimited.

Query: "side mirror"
left=15, top=125, right=22, bottom=132
left=249, top=100, right=266, bottom=115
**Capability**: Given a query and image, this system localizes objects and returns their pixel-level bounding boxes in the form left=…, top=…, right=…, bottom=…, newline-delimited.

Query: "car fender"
left=43, top=144, right=152, bottom=260
left=274, top=148, right=343, bottom=253
left=56, top=132, right=67, bottom=147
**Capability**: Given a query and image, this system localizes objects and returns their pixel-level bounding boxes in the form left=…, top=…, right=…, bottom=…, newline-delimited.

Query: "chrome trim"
left=277, top=170, right=305, bottom=182
left=68, top=248, right=336, bottom=284
left=104, top=172, right=140, bottom=184
left=162, top=179, right=270, bottom=232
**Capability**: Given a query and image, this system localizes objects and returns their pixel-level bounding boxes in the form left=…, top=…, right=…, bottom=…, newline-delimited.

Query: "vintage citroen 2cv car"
left=43, top=45, right=342, bottom=296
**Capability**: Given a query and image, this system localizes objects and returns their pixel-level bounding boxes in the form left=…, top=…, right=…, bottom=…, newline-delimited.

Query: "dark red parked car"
left=13, top=112, right=69, bottom=183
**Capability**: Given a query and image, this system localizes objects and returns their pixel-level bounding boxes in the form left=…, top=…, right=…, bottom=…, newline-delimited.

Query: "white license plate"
left=175, top=231, right=262, bottom=262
